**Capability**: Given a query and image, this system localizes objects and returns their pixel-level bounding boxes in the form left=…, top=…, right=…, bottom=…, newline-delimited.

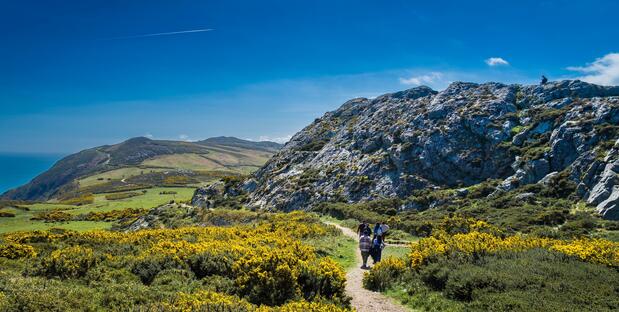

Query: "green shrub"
left=104, top=192, right=142, bottom=200
left=412, top=249, right=619, bottom=311
left=30, top=211, right=73, bottom=222
left=201, top=275, right=236, bottom=294
left=59, top=193, right=94, bottom=206
left=363, top=257, right=406, bottom=291
left=131, top=255, right=184, bottom=285
left=77, top=208, right=147, bottom=222
left=187, top=251, right=234, bottom=279
left=0, top=211, right=15, bottom=218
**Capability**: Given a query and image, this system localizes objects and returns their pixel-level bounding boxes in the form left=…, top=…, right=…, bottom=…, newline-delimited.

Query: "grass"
left=77, top=149, right=271, bottom=190
left=142, top=153, right=226, bottom=170
left=0, top=206, right=112, bottom=233
left=329, top=236, right=358, bottom=270
left=306, top=225, right=357, bottom=270
left=384, top=285, right=463, bottom=312
left=141, top=150, right=271, bottom=173
left=77, top=167, right=167, bottom=187
left=383, top=246, right=410, bottom=260
left=0, top=187, right=196, bottom=234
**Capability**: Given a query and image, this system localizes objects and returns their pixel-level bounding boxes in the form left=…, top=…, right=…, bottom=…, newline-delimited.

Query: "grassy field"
left=75, top=147, right=271, bottom=191
left=142, top=151, right=270, bottom=173
left=0, top=187, right=195, bottom=234
left=142, top=153, right=225, bottom=170
left=0, top=207, right=112, bottom=233
left=77, top=167, right=167, bottom=187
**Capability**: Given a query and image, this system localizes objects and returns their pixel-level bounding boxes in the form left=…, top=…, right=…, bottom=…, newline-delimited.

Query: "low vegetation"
left=0, top=211, right=352, bottom=311
left=58, top=193, right=94, bottom=206
left=361, top=215, right=619, bottom=311
left=104, top=191, right=144, bottom=201
left=0, top=187, right=195, bottom=234
left=0, top=211, right=15, bottom=218
left=314, top=174, right=619, bottom=240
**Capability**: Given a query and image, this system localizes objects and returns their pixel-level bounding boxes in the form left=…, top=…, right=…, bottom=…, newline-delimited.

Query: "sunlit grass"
left=0, top=187, right=195, bottom=234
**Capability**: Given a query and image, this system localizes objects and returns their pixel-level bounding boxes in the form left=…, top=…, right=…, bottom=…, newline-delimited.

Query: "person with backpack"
left=359, top=231, right=372, bottom=269
left=370, top=234, right=384, bottom=264
left=357, top=221, right=369, bottom=237
left=373, top=222, right=383, bottom=238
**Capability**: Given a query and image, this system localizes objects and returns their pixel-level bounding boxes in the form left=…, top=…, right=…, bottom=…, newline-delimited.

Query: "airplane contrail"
left=106, top=28, right=214, bottom=40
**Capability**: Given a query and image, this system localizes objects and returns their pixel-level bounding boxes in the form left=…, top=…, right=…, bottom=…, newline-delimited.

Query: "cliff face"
left=242, top=80, right=619, bottom=219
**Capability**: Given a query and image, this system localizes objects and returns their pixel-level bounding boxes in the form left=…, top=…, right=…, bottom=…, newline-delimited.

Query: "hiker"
left=359, top=231, right=372, bottom=269
left=357, top=220, right=369, bottom=237
left=373, top=222, right=383, bottom=238
left=541, top=75, right=548, bottom=85
left=370, top=235, right=384, bottom=264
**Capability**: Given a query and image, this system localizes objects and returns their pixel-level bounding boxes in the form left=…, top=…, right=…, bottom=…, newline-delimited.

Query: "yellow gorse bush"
left=0, top=211, right=349, bottom=308
left=161, top=290, right=352, bottom=312
left=39, top=245, right=100, bottom=279
left=269, top=300, right=352, bottom=312
left=372, top=256, right=406, bottom=272
left=409, top=231, right=619, bottom=268
left=0, top=242, right=37, bottom=259
left=162, top=290, right=255, bottom=312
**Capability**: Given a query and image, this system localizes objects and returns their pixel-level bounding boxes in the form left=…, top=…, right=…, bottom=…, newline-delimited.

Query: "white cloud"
left=257, top=135, right=292, bottom=144
left=178, top=134, right=190, bottom=141
left=566, top=53, right=619, bottom=86
left=399, top=72, right=444, bottom=86
left=144, top=133, right=154, bottom=139
left=485, top=57, right=509, bottom=67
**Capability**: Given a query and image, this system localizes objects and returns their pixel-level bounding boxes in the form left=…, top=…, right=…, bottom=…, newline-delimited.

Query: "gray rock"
left=456, top=188, right=469, bottom=197
left=538, top=171, right=559, bottom=186
left=587, top=160, right=619, bottom=205
left=597, top=186, right=619, bottom=219
left=200, top=80, right=619, bottom=219
left=191, top=182, right=224, bottom=208
left=515, top=192, right=536, bottom=201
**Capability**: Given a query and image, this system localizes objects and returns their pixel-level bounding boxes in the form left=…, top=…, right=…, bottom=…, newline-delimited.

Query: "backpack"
left=380, top=224, right=389, bottom=236
left=363, top=227, right=372, bottom=236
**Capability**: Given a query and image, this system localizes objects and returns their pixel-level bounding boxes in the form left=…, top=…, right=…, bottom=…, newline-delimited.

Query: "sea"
left=0, top=153, right=65, bottom=194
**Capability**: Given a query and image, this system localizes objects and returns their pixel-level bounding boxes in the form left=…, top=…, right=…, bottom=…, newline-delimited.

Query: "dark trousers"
left=361, top=251, right=370, bottom=267
left=370, top=247, right=382, bottom=263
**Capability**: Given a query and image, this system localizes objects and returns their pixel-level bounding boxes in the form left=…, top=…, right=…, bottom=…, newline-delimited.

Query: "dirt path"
left=326, top=222, right=409, bottom=312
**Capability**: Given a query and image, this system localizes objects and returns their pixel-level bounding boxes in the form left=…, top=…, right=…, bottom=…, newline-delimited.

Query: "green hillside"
left=1, top=137, right=281, bottom=201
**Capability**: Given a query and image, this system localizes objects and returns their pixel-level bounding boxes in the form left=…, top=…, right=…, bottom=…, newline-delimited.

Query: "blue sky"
left=1, top=0, right=618, bottom=153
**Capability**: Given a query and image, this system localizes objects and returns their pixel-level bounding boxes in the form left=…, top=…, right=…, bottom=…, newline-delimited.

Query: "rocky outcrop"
left=191, top=182, right=224, bottom=208
left=196, top=80, right=619, bottom=219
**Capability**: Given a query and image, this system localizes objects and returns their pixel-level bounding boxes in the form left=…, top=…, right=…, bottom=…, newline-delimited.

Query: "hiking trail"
left=326, top=222, right=409, bottom=312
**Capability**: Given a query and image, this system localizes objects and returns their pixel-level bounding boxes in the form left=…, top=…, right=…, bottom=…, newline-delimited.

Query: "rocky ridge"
left=194, top=80, right=619, bottom=219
